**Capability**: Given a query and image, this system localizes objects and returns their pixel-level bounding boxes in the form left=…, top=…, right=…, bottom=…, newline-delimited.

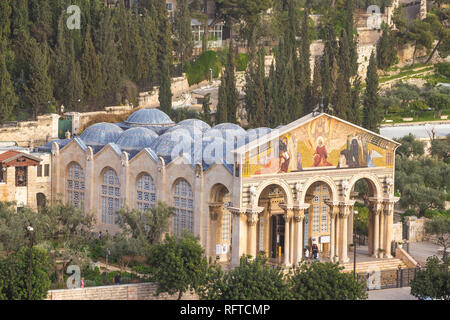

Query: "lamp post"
left=353, top=210, right=358, bottom=280
left=27, top=225, right=34, bottom=300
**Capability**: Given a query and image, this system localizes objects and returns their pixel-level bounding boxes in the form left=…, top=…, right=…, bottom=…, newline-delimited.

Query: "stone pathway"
left=407, top=241, right=442, bottom=266
left=367, top=287, right=417, bottom=300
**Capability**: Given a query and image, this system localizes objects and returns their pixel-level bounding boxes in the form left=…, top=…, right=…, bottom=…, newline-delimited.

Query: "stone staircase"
left=340, top=258, right=408, bottom=273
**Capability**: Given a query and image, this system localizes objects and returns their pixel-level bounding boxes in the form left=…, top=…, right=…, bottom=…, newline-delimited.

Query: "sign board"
left=320, top=236, right=330, bottom=244
left=216, top=245, right=222, bottom=255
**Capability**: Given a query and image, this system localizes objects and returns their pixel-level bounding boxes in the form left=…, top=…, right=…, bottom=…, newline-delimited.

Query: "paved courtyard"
left=367, top=287, right=417, bottom=300
left=407, top=241, right=443, bottom=266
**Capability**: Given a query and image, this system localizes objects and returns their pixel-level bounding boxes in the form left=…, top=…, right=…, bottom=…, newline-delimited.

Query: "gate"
left=361, top=267, right=421, bottom=291
left=58, top=117, right=73, bottom=139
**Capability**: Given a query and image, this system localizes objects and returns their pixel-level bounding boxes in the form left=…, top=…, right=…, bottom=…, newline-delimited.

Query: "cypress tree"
left=0, top=38, right=17, bottom=123
left=349, top=76, right=361, bottom=125
left=23, top=39, right=54, bottom=119
left=299, top=4, right=312, bottom=115
left=363, top=51, right=381, bottom=133
left=345, top=0, right=358, bottom=77
left=311, top=56, right=322, bottom=110
left=321, top=20, right=337, bottom=112
left=174, top=0, right=193, bottom=71
left=201, top=93, right=212, bottom=126
left=80, top=26, right=102, bottom=107
left=155, top=0, right=173, bottom=115
left=376, top=25, right=397, bottom=71
left=218, top=39, right=238, bottom=123
left=66, top=41, right=83, bottom=112
left=98, top=9, right=123, bottom=106
left=51, top=14, right=70, bottom=107
left=140, top=8, right=157, bottom=89
left=333, top=30, right=352, bottom=120
left=245, top=47, right=266, bottom=128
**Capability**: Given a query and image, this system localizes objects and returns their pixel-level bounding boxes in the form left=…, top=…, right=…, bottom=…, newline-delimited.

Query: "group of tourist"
left=304, top=243, right=319, bottom=262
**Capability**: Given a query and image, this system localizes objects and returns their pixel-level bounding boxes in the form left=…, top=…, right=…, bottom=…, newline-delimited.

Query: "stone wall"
left=0, top=114, right=59, bottom=147
left=405, top=216, right=429, bottom=242
left=393, top=222, right=403, bottom=242
left=46, top=282, right=199, bottom=300
left=139, top=75, right=190, bottom=108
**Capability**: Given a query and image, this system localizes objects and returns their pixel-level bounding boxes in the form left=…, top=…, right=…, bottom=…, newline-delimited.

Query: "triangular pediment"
left=237, top=113, right=400, bottom=178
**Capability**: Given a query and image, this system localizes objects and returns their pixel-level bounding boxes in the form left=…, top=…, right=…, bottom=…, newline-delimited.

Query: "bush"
left=435, top=62, right=450, bottom=79
left=185, top=51, right=221, bottom=86
left=235, top=53, right=249, bottom=72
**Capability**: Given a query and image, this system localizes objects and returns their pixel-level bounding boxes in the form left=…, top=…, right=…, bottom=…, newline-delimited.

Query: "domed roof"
left=125, top=108, right=174, bottom=126
left=213, top=123, right=246, bottom=133
left=116, top=127, right=158, bottom=151
left=150, top=130, right=194, bottom=160
left=80, top=123, right=123, bottom=146
left=177, top=119, right=211, bottom=132
left=166, top=124, right=203, bottom=139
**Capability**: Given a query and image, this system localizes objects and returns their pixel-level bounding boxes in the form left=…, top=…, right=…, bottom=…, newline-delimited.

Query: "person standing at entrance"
left=304, top=247, right=310, bottom=260
left=312, top=243, right=319, bottom=261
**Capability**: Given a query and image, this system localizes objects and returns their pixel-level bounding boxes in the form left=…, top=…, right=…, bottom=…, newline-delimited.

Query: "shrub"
left=235, top=53, right=249, bottom=72
left=435, top=62, right=450, bottom=79
left=185, top=51, right=221, bottom=86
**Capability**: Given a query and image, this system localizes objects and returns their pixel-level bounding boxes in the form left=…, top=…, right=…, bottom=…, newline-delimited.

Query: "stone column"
left=369, top=198, right=383, bottom=258
left=339, top=202, right=354, bottom=263
left=247, top=212, right=259, bottom=259
left=284, top=214, right=290, bottom=266
left=208, top=203, right=222, bottom=257
left=326, top=201, right=339, bottom=262
left=228, top=207, right=246, bottom=267
left=294, top=208, right=306, bottom=264
left=379, top=210, right=385, bottom=258
left=383, top=198, right=398, bottom=258
left=335, top=212, right=341, bottom=261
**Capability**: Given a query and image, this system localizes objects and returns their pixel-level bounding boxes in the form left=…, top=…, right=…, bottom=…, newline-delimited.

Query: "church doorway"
left=270, top=214, right=285, bottom=260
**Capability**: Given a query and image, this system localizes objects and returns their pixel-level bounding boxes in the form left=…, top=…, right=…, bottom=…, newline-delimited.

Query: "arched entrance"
left=348, top=177, right=380, bottom=258
left=209, top=184, right=232, bottom=262
left=303, top=181, right=333, bottom=260
left=36, top=193, right=46, bottom=211
left=257, top=184, right=288, bottom=263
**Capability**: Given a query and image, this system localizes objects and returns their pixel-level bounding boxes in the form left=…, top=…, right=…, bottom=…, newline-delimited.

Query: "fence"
left=359, top=266, right=421, bottom=291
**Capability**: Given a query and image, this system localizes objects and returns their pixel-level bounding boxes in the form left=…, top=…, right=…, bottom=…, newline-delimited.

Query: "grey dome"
left=206, top=123, right=247, bottom=149
left=177, top=119, right=211, bottom=132
left=166, top=124, right=204, bottom=139
left=125, top=108, right=174, bottom=126
left=202, top=136, right=234, bottom=172
left=116, top=127, right=158, bottom=151
left=213, top=123, right=246, bottom=133
left=150, top=130, right=194, bottom=160
left=80, top=123, right=123, bottom=146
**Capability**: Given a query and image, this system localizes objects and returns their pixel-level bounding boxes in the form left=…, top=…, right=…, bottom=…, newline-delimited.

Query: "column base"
left=372, top=254, right=379, bottom=259
left=385, top=254, right=393, bottom=259
left=340, top=257, right=350, bottom=263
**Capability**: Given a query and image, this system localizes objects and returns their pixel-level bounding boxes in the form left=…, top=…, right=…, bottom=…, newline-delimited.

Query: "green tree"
left=23, top=38, right=54, bottom=119
left=148, top=233, right=209, bottom=300
left=200, top=254, right=291, bottom=300
left=410, top=256, right=450, bottom=300
left=155, top=0, right=174, bottom=115
left=201, top=93, right=212, bottom=125
left=0, top=246, right=52, bottom=300
left=245, top=47, right=266, bottom=127
left=395, top=134, right=425, bottom=158
left=289, top=261, right=368, bottom=300
left=311, top=56, right=322, bottom=110
left=376, top=25, right=398, bottom=70
left=0, top=38, right=17, bottom=123
left=117, top=201, right=175, bottom=245
left=425, top=216, right=450, bottom=260
left=173, top=0, right=194, bottom=71
left=80, top=26, right=102, bottom=107
left=363, top=51, right=381, bottom=132
left=299, top=3, right=312, bottom=115
left=218, top=40, right=238, bottom=123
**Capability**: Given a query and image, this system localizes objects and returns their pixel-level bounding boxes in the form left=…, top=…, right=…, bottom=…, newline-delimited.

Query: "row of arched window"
left=66, top=162, right=194, bottom=235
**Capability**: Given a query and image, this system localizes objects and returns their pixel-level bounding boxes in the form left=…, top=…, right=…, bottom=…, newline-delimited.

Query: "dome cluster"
left=38, top=108, right=274, bottom=171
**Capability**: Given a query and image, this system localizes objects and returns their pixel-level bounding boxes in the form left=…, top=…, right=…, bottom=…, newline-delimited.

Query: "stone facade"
left=49, top=110, right=401, bottom=269
left=46, top=282, right=198, bottom=300
left=404, top=216, right=429, bottom=242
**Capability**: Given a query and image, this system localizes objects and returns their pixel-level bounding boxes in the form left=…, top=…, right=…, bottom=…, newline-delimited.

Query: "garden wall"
left=46, top=282, right=199, bottom=300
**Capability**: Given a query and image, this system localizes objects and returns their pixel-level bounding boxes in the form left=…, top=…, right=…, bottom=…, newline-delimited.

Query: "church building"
left=41, top=108, right=400, bottom=267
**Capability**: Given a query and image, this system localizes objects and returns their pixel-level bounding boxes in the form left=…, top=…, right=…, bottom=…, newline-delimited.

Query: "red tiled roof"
left=0, top=150, right=42, bottom=165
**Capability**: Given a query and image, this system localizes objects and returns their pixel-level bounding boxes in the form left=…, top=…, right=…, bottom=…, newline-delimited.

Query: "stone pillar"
left=247, top=212, right=259, bottom=259
left=228, top=207, right=246, bottom=267
left=208, top=203, right=221, bottom=257
left=335, top=212, right=341, bottom=262
left=284, top=214, right=290, bottom=266
left=383, top=198, right=398, bottom=258
left=339, top=202, right=354, bottom=263
left=369, top=198, right=383, bottom=258
left=294, top=209, right=306, bottom=264
left=379, top=210, right=385, bottom=258
left=326, top=201, right=339, bottom=262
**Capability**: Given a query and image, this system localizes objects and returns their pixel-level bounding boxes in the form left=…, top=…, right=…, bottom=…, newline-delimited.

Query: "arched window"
left=67, top=163, right=85, bottom=209
left=173, top=179, right=194, bottom=236
left=137, top=174, right=156, bottom=211
left=101, top=168, right=120, bottom=225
